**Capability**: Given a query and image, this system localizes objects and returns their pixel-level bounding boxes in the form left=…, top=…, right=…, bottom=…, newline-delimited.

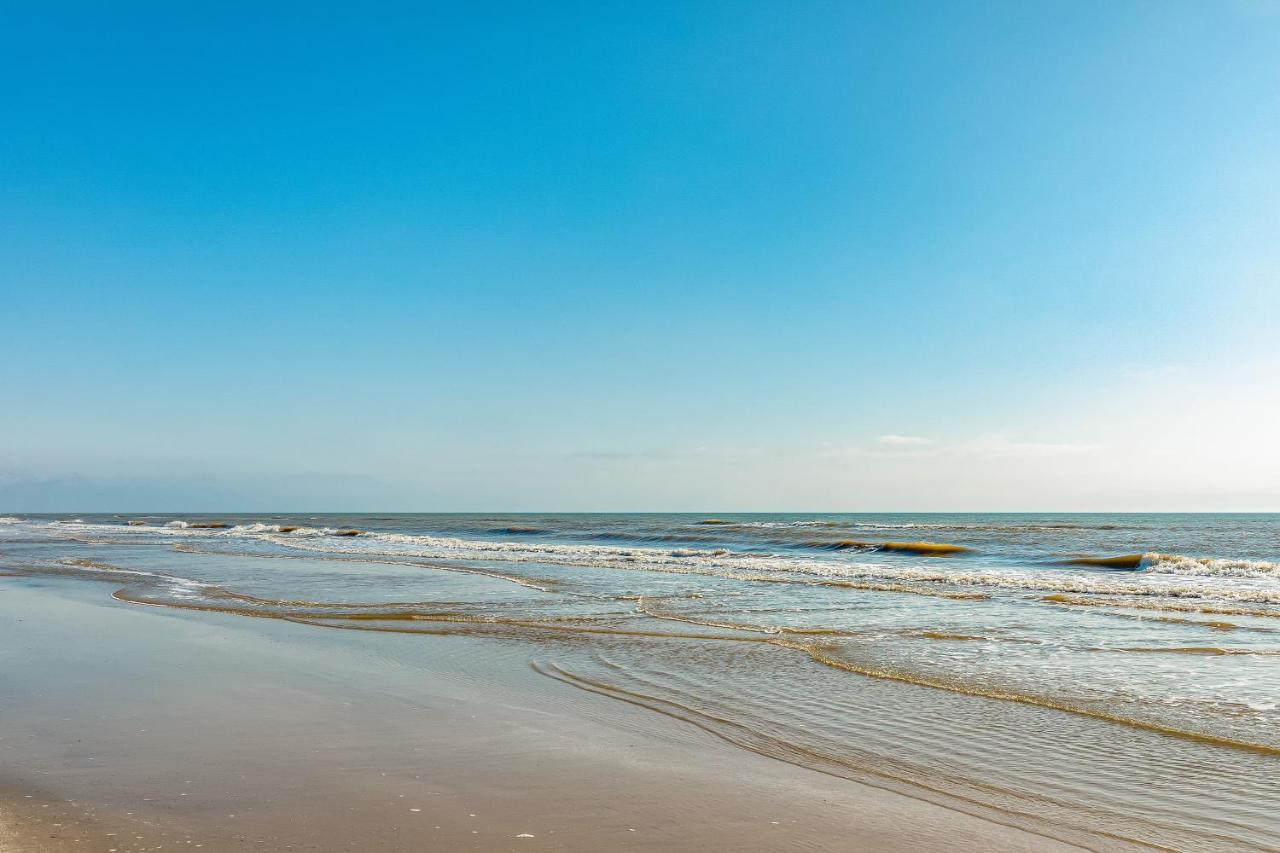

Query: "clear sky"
left=2, top=1, right=1278, bottom=511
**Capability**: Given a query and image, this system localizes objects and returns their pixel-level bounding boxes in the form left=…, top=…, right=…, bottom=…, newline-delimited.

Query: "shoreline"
left=0, top=576, right=1089, bottom=852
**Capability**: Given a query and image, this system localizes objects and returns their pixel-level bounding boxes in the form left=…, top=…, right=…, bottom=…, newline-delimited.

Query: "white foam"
left=1145, top=554, right=1280, bottom=580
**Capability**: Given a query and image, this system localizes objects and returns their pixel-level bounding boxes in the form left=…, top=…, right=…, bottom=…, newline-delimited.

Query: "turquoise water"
left=2, top=512, right=1278, bottom=850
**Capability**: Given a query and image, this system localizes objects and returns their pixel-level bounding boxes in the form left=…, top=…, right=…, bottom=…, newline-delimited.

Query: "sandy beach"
left=0, top=574, right=1091, bottom=853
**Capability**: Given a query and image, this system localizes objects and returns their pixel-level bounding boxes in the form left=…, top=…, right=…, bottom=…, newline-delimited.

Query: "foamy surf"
left=1144, top=553, right=1280, bottom=579
left=4, top=517, right=1279, bottom=606
left=251, top=531, right=1280, bottom=605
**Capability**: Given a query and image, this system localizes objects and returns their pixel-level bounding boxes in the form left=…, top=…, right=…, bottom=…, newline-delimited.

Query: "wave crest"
left=1145, top=554, right=1280, bottom=579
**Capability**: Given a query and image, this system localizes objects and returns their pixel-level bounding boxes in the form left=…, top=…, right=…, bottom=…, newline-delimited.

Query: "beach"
left=2, top=514, right=1278, bottom=851
left=0, top=578, right=1079, bottom=853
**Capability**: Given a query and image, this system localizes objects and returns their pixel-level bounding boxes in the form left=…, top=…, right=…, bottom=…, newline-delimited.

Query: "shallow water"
left=2, top=512, right=1278, bottom=850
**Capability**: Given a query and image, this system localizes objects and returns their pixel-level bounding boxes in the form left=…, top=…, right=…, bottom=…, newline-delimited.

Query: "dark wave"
left=1058, top=554, right=1146, bottom=570
left=797, top=540, right=971, bottom=557
left=582, top=531, right=724, bottom=544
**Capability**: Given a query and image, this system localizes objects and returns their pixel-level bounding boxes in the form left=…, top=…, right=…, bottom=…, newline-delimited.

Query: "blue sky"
left=2, top=1, right=1278, bottom=511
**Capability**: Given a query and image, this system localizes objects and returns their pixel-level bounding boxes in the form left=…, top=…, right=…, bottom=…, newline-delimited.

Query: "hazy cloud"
left=967, top=438, right=1098, bottom=458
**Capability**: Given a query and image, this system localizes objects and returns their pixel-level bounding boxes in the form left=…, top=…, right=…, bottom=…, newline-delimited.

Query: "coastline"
left=0, top=576, right=1086, bottom=852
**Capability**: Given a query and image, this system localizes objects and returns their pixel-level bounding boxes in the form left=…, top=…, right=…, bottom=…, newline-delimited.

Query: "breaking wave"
left=1059, top=552, right=1280, bottom=580
left=1144, top=553, right=1280, bottom=579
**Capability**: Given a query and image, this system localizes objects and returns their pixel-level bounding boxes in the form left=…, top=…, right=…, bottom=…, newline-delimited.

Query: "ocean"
left=2, top=512, right=1278, bottom=850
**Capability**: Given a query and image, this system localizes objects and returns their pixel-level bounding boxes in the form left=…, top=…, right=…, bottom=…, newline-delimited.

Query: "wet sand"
left=0, top=577, right=1090, bottom=852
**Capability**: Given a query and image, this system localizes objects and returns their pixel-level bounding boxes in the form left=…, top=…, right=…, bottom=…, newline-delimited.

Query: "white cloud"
left=878, top=434, right=932, bottom=446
